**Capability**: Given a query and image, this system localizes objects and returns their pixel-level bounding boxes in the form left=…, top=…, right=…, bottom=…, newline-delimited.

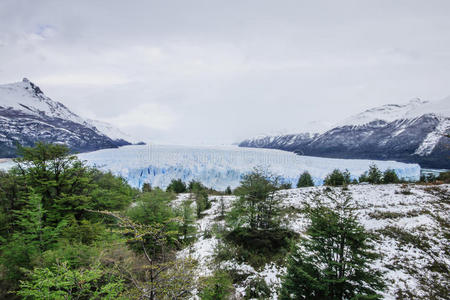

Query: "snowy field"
left=77, top=144, right=420, bottom=190
left=177, top=184, right=450, bottom=299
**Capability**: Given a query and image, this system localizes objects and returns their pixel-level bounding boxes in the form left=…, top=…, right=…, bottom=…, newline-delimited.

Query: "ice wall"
left=77, top=144, right=421, bottom=190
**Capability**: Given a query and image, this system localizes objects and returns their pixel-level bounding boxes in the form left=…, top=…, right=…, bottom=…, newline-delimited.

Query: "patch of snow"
left=175, top=184, right=450, bottom=299
left=338, top=96, right=450, bottom=127
left=414, top=118, right=450, bottom=156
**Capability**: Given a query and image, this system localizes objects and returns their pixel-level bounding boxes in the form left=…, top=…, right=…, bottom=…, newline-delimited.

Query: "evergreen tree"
left=383, top=169, right=399, bottom=184
left=279, top=182, right=292, bottom=190
left=166, top=179, right=187, bottom=193
left=437, top=171, right=450, bottom=183
left=194, top=189, right=210, bottom=218
left=358, top=172, right=369, bottom=183
left=343, top=169, right=352, bottom=185
left=178, top=200, right=196, bottom=243
left=367, top=164, right=382, bottom=184
left=324, top=169, right=346, bottom=186
left=225, top=186, right=232, bottom=195
left=188, top=180, right=205, bottom=192
left=142, top=182, right=152, bottom=193
left=280, top=191, right=384, bottom=299
left=199, top=270, right=234, bottom=300
left=0, top=192, right=65, bottom=287
left=219, top=197, right=226, bottom=219
left=228, top=169, right=281, bottom=231
left=297, top=171, right=314, bottom=188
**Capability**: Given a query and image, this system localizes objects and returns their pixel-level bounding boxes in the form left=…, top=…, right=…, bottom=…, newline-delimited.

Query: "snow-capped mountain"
left=240, top=133, right=318, bottom=152
left=0, top=78, right=134, bottom=157
left=240, top=97, right=450, bottom=168
left=338, top=97, right=450, bottom=127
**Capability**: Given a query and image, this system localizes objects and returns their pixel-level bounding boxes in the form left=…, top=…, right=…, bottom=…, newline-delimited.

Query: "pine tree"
left=297, top=171, right=314, bottom=188
left=324, top=169, right=346, bottom=186
left=219, top=197, right=226, bottom=219
left=367, top=164, right=382, bottom=184
left=194, top=189, right=210, bottom=218
left=199, top=270, right=234, bottom=300
left=225, top=186, right=232, bottom=195
left=0, top=191, right=66, bottom=287
left=383, top=169, right=399, bottom=184
left=142, top=182, right=152, bottom=193
left=166, top=179, right=187, bottom=193
left=343, top=169, right=352, bottom=185
left=228, top=169, right=281, bottom=231
left=280, top=191, right=384, bottom=299
left=179, top=200, right=196, bottom=243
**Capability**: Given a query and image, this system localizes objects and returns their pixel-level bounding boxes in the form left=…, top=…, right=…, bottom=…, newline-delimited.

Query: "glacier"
left=77, top=144, right=421, bottom=190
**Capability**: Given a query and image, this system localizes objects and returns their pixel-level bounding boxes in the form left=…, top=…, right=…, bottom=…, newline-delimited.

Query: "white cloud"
left=104, top=102, right=177, bottom=131
left=37, top=73, right=132, bottom=86
left=0, top=0, right=450, bottom=144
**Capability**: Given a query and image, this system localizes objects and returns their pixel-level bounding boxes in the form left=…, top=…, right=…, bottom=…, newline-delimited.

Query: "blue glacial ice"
left=77, top=144, right=421, bottom=190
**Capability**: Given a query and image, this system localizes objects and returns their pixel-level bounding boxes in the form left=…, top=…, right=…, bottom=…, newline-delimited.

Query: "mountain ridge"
left=0, top=78, right=136, bottom=157
left=239, top=97, right=450, bottom=168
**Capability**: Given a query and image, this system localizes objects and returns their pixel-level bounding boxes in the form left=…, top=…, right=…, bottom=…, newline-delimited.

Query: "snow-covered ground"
left=77, top=144, right=420, bottom=190
left=176, top=184, right=450, bottom=299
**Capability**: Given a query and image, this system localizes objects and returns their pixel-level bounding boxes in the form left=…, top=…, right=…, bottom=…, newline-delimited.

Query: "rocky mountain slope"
left=0, top=78, right=134, bottom=157
left=239, top=98, right=450, bottom=169
left=176, top=184, right=450, bottom=299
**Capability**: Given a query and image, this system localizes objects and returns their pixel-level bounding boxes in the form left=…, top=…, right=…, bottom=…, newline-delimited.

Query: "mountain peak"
left=20, top=78, right=43, bottom=95
left=0, top=78, right=135, bottom=146
left=337, top=96, right=449, bottom=127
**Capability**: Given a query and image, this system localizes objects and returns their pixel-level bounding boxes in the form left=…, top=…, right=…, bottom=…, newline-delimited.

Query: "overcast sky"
left=1, top=0, right=449, bottom=144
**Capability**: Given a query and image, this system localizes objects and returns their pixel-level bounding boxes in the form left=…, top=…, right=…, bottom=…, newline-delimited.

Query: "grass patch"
left=368, top=210, right=404, bottom=220
left=377, top=226, right=431, bottom=252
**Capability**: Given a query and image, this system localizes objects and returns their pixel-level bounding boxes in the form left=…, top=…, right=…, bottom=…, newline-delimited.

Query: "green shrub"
left=166, top=179, right=187, bottom=193
left=199, top=270, right=234, bottom=300
left=16, top=261, right=125, bottom=299
left=279, top=182, right=292, bottom=190
left=142, top=182, right=152, bottom=192
left=225, top=227, right=296, bottom=268
left=244, top=277, right=271, bottom=299
left=359, top=172, right=369, bottom=183
left=438, top=171, right=450, bottom=183
left=324, top=169, right=348, bottom=186
left=368, top=164, right=383, bottom=184
left=225, top=186, right=232, bottom=195
left=383, top=169, right=399, bottom=184
left=297, top=171, right=314, bottom=188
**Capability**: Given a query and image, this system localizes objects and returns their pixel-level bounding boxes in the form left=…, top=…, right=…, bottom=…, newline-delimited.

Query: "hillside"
left=0, top=78, right=134, bottom=157
left=177, top=184, right=450, bottom=299
left=239, top=98, right=450, bottom=169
